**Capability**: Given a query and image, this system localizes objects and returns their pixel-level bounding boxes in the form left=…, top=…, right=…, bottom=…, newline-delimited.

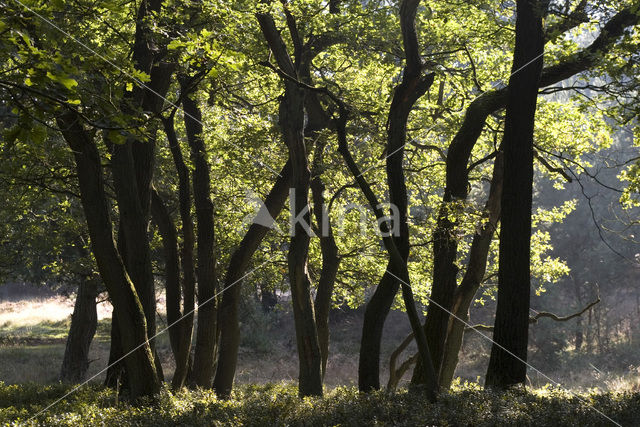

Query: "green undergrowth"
left=1, top=381, right=639, bottom=426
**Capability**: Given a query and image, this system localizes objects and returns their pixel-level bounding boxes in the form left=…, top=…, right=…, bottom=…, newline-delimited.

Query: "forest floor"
left=1, top=286, right=640, bottom=425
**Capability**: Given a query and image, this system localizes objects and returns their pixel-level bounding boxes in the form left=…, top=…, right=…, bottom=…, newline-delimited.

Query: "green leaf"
left=46, top=71, right=78, bottom=90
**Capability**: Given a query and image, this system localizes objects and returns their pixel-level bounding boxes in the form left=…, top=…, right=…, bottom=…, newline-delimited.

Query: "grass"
left=1, top=382, right=639, bottom=426
left=2, top=292, right=640, bottom=425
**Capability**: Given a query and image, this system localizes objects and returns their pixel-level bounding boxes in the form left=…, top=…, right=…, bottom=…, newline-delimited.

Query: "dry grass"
left=2, top=291, right=640, bottom=394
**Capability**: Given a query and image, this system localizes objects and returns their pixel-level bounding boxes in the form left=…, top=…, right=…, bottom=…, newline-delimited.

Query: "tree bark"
left=213, top=160, right=291, bottom=397
left=485, top=0, right=544, bottom=389
left=335, top=106, right=438, bottom=402
left=58, top=111, right=160, bottom=400
left=257, top=12, right=324, bottom=397
left=60, top=277, right=99, bottom=383
left=181, top=86, right=218, bottom=388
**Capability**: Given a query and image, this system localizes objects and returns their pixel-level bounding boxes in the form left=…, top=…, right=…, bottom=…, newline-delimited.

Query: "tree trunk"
left=282, top=84, right=323, bottom=397
left=257, top=12, right=323, bottom=397
left=359, top=0, right=435, bottom=393
left=335, top=107, right=437, bottom=402
left=213, top=161, right=291, bottom=398
left=359, top=269, right=398, bottom=391
left=485, top=0, right=544, bottom=389
left=162, top=114, right=196, bottom=389
left=58, top=111, right=160, bottom=400
left=60, top=278, right=99, bottom=383
left=150, top=189, right=185, bottom=383
left=438, top=152, right=503, bottom=389
left=421, top=3, right=640, bottom=388
left=182, top=87, right=218, bottom=388
left=311, top=142, right=340, bottom=379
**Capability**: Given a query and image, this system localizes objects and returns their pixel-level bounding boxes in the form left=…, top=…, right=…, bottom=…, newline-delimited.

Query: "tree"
left=484, top=0, right=545, bottom=388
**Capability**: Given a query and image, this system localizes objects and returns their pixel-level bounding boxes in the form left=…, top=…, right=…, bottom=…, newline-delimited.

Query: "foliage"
left=1, top=382, right=640, bottom=426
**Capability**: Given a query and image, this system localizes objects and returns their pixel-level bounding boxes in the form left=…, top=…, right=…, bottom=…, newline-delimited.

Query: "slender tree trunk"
left=438, top=152, right=503, bottom=389
left=420, top=3, right=640, bottom=388
left=111, top=142, right=160, bottom=375
left=162, top=114, right=196, bottom=389
left=60, top=278, right=99, bottom=383
left=335, top=108, right=438, bottom=402
left=485, top=0, right=544, bottom=389
left=359, top=0, right=435, bottom=393
left=150, top=189, right=187, bottom=384
left=311, top=142, right=340, bottom=378
left=213, top=161, right=291, bottom=397
left=359, top=269, right=398, bottom=391
left=182, top=87, right=218, bottom=388
left=58, top=111, right=160, bottom=400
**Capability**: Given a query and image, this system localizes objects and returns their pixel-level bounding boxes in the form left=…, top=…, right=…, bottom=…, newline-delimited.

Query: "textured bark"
left=439, top=152, right=503, bottom=389
left=213, top=160, right=291, bottom=398
left=60, top=278, right=99, bottom=383
left=182, top=87, right=218, bottom=388
left=359, top=0, right=436, bottom=394
left=485, top=0, right=544, bottom=389
left=162, top=114, right=196, bottom=389
left=257, top=12, right=323, bottom=397
left=58, top=111, right=160, bottom=400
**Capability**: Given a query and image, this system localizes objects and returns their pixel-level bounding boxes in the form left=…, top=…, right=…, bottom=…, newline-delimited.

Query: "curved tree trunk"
left=335, top=107, right=437, bottom=402
left=485, top=0, right=544, bottom=388
left=439, top=152, right=503, bottom=389
left=257, top=11, right=324, bottom=397
left=150, top=189, right=186, bottom=384
left=213, top=160, right=291, bottom=397
left=358, top=0, right=435, bottom=393
left=60, top=277, right=99, bottom=383
left=417, top=2, right=640, bottom=389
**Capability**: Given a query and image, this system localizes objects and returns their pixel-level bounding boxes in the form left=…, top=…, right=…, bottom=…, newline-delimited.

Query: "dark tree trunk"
left=359, top=0, right=435, bottom=393
left=281, top=84, right=323, bottom=397
left=150, top=189, right=188, bottom=387
left=359, top=269, right=398, bottom=391
left=213, top=161, right=291, bottom=398
left=101, top=0, right=175, bottom=387
left=60, top=278, right=99, bottom=383
left=423, top=3, right=640, bottom=388
left=58, top=111, right=160, bottom=400
left=104, top=312, right=124, bottom=389
left=111, top=142, right=160, bottom=373
left=182, top=87, right=218, bottom=388
left=162, top=114, right=196, bottom=389
left=485, top=0, right=544, bottom=389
